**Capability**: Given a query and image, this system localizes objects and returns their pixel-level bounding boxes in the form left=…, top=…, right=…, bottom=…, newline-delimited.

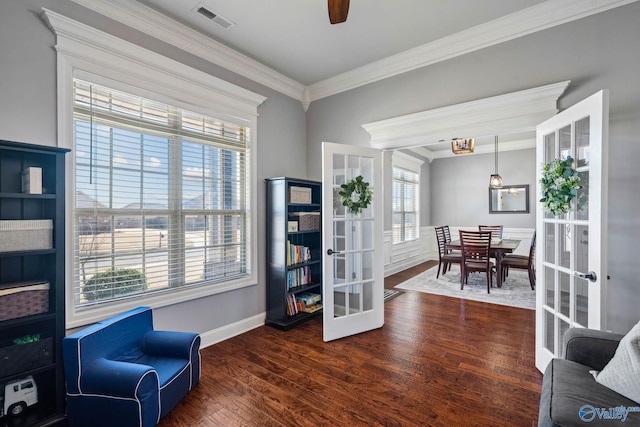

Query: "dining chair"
left=434, top=225, right=461, bottom=278
left=478, top=225, right=503, bottom=239
left=443, top=225, right=453, bottom=243
left=501, top=230, right=536, bottom=290
left=459, top=230, right=494, bottom=293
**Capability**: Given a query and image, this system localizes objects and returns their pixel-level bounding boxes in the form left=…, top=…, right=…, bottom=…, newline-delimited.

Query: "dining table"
left=446, top=238, right=520, bottom=288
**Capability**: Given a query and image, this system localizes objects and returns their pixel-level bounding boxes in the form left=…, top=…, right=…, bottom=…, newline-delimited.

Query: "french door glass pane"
left=545, top=266, right=555, bottom=308
left=545, top=309, right=555, bottom=354
left=559, top=125, right=571, bottom=159
left=560, top=271, right=570, bottom=318
left=544, top=132, right=555, bottom=163
left=333, top=220, right=346, bottom=252
left=576, top=117, right=590, bottom=168
left=544, top=223, right=555, bottom=264
left=559, top=318, right=570, bottom=358
left=560, top=224, right=571, bottom=269
left=334, top=285, right=348, bottom=318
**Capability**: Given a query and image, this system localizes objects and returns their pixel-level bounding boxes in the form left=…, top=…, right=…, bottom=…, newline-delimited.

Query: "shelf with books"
left=266, top=177, right=323, bottom=330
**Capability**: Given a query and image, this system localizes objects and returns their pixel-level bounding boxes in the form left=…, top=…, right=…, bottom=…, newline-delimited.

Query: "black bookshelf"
left=265, top=177, right=322, bottom=330
left=0, top=140, right=69, bottom=426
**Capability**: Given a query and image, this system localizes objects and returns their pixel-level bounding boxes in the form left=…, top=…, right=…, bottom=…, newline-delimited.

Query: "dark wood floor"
left=159, top=261, right=542, bottom=427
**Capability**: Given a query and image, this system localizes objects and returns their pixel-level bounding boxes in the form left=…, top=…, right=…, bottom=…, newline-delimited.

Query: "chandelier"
left=451, top=138, right=475, bottom=155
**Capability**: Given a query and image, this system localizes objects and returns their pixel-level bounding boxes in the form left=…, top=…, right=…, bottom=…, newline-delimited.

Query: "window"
left=46, top=10, right=265, bottom=326
left=72, top=80, right=252, bottom=309
left=392, top=167, right=419, bottom=243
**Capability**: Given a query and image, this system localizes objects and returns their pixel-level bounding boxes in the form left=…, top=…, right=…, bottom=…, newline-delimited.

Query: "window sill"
left=67, top=274, right=257, bottom=329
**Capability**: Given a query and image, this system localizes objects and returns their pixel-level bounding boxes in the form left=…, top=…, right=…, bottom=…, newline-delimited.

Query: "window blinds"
left=73, top=79, right=251, bottom=307
left=392, top=167, right=419, bottom=243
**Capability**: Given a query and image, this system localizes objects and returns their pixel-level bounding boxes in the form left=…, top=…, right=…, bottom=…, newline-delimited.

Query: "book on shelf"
left=287, top=266, right=312, bottom=289
left=286, top=240, right=312, bottom=266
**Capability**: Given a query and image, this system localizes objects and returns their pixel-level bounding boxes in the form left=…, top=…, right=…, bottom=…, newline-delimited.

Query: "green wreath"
left=339, top=175, right=373, bottom=214
left=539, top=156, right=581, bottom=215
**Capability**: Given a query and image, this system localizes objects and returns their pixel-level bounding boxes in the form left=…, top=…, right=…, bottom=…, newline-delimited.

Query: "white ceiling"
left=137, top=0, right=544, bottom=85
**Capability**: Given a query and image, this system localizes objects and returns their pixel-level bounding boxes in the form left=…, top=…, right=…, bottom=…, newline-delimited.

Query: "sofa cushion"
left=539, top=358, right=640, bottom=426
left=594, top=321, right=640, bottom=404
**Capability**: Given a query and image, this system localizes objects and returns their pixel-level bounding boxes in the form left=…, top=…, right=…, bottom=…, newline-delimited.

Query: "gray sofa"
left=538, top=328, right=640, bottom=426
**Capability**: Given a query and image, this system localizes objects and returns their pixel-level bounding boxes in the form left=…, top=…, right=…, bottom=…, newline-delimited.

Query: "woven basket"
left=0, top=281, right=49, bottom=322
left=297, top=213, right=320, bottom=231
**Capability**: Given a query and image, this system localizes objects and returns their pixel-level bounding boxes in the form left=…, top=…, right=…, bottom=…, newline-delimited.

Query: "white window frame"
left=391, top=151, right=423, bottom=245
left=44, top=9, right=266, bottom=328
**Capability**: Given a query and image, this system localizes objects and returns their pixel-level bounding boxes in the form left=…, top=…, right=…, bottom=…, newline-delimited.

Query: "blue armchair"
left=63, top=306, right=200, bottom=427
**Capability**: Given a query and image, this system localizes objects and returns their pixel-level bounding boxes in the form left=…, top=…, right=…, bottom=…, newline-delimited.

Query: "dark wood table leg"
left=496, top=253, right=504, bottom=288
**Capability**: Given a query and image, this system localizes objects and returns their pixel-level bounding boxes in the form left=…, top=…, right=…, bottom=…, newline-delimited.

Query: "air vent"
left=191, top=3, right=235, bottom=30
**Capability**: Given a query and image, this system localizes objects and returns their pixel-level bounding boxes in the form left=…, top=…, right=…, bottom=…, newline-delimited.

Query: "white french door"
left=322, top=142, right=384, bottom=342
left=535, top=90, right=609, bottom=372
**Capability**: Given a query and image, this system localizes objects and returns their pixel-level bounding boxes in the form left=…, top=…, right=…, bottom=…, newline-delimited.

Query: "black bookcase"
left=0, top=140, right=69, bottom=426
left=265, top=177, right=322, bottom=330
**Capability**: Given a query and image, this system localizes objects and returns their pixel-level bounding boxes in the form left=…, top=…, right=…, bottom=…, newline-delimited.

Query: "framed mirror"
left=489, top=185, right=529, bottom=214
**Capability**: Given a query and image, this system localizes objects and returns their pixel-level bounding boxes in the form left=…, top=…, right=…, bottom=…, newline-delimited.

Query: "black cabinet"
left=0, top=140, right=69, bottom=426
left=265, top=177, right=322, bottom=330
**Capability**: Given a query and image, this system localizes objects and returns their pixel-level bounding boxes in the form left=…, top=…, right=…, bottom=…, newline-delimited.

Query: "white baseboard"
left=199, top=312, right=266, bottom=348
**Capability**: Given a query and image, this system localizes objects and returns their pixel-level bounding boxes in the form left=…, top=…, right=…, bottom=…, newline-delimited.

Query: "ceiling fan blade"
left=328, top=0, right=350, bottom=24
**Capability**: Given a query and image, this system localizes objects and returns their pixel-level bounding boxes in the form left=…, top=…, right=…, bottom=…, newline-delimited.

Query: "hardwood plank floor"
left=159, top=261, right=542, bottom=427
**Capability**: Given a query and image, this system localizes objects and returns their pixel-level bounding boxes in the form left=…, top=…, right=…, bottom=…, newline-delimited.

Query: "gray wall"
left=3, top=1, right=639, bottom=335
left=0, top=0, right=307, bottom=334
left=306, top=3, right=640, bottom=333
left=430, top=149, right=536, bottom=228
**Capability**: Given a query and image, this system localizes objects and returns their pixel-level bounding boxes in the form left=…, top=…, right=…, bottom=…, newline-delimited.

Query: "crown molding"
left=308, top=0, right=637, bottom=102
left=68, top=0, right=634, bottom=108
left=42, top=9, right=266, bottom=120
left=363, top=81, right=569, bottom=151
left=70, top=0, right=306, bottom=104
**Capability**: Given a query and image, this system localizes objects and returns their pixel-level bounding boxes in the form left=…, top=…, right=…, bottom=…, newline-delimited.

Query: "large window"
left=72, top=80, right=251, bottom=309
left=392, top=167, right=419, bottom=243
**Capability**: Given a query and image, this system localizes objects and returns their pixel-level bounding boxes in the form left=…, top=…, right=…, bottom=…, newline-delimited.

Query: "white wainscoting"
left=384, top=227, right=436, bottom=277
left=383, top=226, right=534, bottom=276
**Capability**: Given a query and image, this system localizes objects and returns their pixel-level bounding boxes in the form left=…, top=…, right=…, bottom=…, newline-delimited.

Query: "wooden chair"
left=478, top=225, right=503, bottom=239
left=434, top=226, right=461, bottom=278
left=459, top=230, right=494, bottom=293
left=479, top=224, right=503, bottom=266
left=501, top=231, right=536, bottom=290
left=443, top=225, right=453, bottom=243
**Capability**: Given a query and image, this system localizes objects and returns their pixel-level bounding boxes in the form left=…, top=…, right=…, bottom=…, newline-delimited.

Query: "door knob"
left=574, top=271, right=597, bottom=282
left=327, top=249, right=342, bottom=255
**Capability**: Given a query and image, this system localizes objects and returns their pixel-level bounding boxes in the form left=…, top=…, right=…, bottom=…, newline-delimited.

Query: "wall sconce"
left=451, top=138, right=475, bottom=155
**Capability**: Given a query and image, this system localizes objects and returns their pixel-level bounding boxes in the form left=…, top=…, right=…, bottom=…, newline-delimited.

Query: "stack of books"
left=286, top=292, right=322, bottom=316
left=287, top=266, right=311, bottom=289
left=286, top=240, right=312, bottom=266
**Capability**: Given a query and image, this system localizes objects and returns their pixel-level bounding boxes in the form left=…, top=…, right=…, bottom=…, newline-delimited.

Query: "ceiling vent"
left=191, top=4, right=235, bottom=30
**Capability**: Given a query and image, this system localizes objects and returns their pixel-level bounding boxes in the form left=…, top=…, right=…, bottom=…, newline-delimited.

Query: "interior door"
left=535, top=90, right=609, bottom=372
left=322, top=142, right=384, bottom=342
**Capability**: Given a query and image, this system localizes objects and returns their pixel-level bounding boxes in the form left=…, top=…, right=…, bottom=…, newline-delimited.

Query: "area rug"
left=384, top=288, right=404, bottom=303
left=394, top=266, right=535, bottom=310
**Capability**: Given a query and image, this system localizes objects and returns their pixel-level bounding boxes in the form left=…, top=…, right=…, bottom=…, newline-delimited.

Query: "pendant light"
left=489, top=135, right=503, bottom=188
